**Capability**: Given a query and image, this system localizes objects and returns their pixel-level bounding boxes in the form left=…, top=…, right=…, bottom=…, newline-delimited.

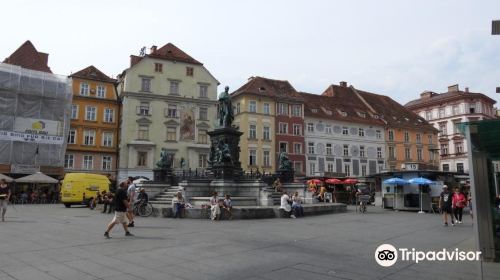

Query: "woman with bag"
left=452, top=187, right=466, bottom=224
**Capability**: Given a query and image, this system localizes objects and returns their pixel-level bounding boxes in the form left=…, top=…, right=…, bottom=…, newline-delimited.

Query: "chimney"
left=420, top=91, right=433, bottom=99
left=448, top=84, right=459, bottom=92
left=464, top=87, right=469, bottom=93
left=150, top=45, right=157, bottom=54
left=339, top=81, right=347, bottom=87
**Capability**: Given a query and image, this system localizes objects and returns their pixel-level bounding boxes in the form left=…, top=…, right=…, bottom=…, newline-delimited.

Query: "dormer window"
left=340, top=111, right=347, bottom=117
left=311, top=109, right=318, bottom=113
left=372, top=114, right=379, bottom=119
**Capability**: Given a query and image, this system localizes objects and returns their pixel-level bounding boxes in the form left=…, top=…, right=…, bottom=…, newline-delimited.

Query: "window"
left=186, top=67, right=194, bottom=76
left=293, top=124, right=301, bottom=136
left=389, top=146, right=395, bottom=159
left=154, top=63, right=163, bottom=73
left=85, top=106, right=97, bottom=121
left=249, top=101, right=257, bottom=113
left=167, top=104, right=177, bottom=118
left=453, top=121, right=461, bottom=134
left=294, top=143, right=302, bottom=154
left=426, top=111, right=432, bottom=120
left=416, top=133, right=421, bottom=143
left=439, top=123, right=447, bottom=136
left=137, top=152, right=147, bottom=167
left=138, top=125, right=149, bottom=140
left=326, top=143, right=332, bottom=155
left=307, top=123, right=314, bottom=133
left=249, top=149, right=257, bottom=166
left=83, top=155, right=93, bottom=170
left=439, top=108, right=445, bottom=118
left=138, top=102, right=150, bottom=116
left=469, top=103, right=476, bottom=114
left=428, top=134, right=433, bottom=144
left=344, top=165, right=350, bottom=177
left=279, top=123, right=288, bottom=134
left=456, top=163, right=464, bottom=173
left=310, top=163, right=316, bottom=175
left=452, top=105, right=459, bottom=115
left=199, top=107, right=208, bottom=120
left=67, top=129, right=76, bottom=144
left=442, top=164, right=450, bottom=172
left=359, top=146, right=365, bottom=157
left=198, top=129, right=207, bottom=144
left=169, top=80, right=179, bottom=95
left=429, top=150, right=435, bottom=161
left=342, top=126, right=349, bottom=135
left=441, top=144, right=448, bottom=156
left=404, top=131, right=410, bottom=142
left=343, top=145, right=349, bottom=156
left=263, top=150, right=270, bottom=166
left=404, top=148, right=411, bottom=160
left=199, top=154, right=208, bottom=168
left=71, top=105, right=78, bottom=119
left=80, top=83, right=89, bottom=96
left=199, top=85, right=208, bottom=98
left=64, top=155, right=74, bottom=169
left=236, top=103, right=240, bottom=114
left=102, top=156, right=112, bottom=171
left=455, top=142, right=463, bottom=154
left=104, top=108, right=114, bottom=123
left=294, top=162, right=303, bottom=173
left=96, top=85, right=106, bottom=98
left=249, top=124, right=257, bottom=139
left=263, top=103, right=270, bottom=115
left=417, top=149, right=423, bottom=161
left=280, top=142, right=288, bottom=153
left=361, top=165, right=367, bottom=176
left=388, top=130, right=394, bottom=141
left=166, top=127, right=176, bottom=141
left=292, top=105, right=301, bottom=117
left=377, top=147, right=383, bottom=159
left=308, top=142, right=315, bottom=154
left=83, top=130, right=95, bottom=145
left=263, top=126, right=270, bottom=140
left=358, top=128, right=364, bottom=137
left=376, top=130, right=382, bottom=139
left=326, top=125, right=332, bottom=134
left=327, top=163, right=334, bottom=173
left=278, top=103, right=288, bottom=115
left=102, top=132, right=113, bottom=147
left=141, top=78, right=151, bottom=92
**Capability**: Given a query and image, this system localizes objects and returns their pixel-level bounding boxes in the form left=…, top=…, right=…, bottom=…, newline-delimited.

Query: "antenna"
left=139, top=47, right=146, bottom=57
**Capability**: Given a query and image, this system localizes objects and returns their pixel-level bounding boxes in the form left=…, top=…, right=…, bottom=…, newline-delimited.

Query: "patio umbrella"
left=408, top=177, right=435, bottom=214
left=0, top=174, right=14, bottom=183
left=15, top=172, right=58, bottom=184
left=306, top=179, right=322, bottom=185
left=383, top=178, right=409, bottom=185
left=325, top=178, right=342, bottom=184
left=343, top=178, right=358, bottom=185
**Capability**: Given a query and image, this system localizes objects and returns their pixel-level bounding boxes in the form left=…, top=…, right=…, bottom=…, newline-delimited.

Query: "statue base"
left=208, top=127, right=243, bottom=180
left=153, top=168, right=174, bottom=184
left=276, top=169, right=294, bottom=183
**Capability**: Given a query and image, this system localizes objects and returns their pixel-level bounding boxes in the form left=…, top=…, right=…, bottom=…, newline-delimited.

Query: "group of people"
left=439, top=185, right=472, bottom=226
left=208, top=192, right=233, bottom=220
left=280, top=191, right=304, bottom=218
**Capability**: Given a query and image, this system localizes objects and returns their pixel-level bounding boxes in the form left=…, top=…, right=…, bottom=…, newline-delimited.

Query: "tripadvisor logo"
left=375, top=244, right=482, bottom=267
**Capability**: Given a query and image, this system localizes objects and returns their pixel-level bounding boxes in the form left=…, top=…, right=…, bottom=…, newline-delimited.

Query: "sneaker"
left=458, top=221, right=462, bottom=224
left=104, top=232, right=110, bottom=239
left=290, top=215, right=296, bottom=219
left=452, top=223, right=455, bottom=226
left=128, top=222, right=134, bottom=227
left=125, top=232, right=134, bottom=237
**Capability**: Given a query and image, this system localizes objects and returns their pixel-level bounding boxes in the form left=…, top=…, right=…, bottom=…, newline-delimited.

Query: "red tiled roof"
left=231, top=76, right=304, bottom=102
left=405, top=90, right=496, bottom=109
left=3, top=40, right=52, bottom=73
left=148, top=43, right=202, bottom=65
left=70, top=65, right=116, bottom=83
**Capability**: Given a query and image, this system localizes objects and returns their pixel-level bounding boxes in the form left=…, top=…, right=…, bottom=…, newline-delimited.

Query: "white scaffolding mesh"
left=0, top=63, right=72, bottom=167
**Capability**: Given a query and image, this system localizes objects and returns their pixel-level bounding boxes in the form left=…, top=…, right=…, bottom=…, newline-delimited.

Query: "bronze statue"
left=218, top=86, right=234, bottom=127
left=278, top=150, right=292, bottom=171
left=156, top=148, right=172, bottom=169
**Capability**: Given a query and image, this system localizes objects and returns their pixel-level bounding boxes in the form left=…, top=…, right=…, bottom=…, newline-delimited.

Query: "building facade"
left=66, top=66, right=119, bottom=182
left=231, top=77, right=305, bottom=176
left=116, top=43, right=219, bottom=182
left=300, top=89, right=386, bottom=177
left=405, top=84, right=497, bottom=173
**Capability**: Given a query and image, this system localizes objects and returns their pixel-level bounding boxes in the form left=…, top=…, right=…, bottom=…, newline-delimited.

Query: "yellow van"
left=61, top=173, right=110, bottom=208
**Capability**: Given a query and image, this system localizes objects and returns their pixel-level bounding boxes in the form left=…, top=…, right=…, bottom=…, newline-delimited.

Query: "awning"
left=0, top=174, right=14, bottom=182
left=15, top=172, right=59, bottom=184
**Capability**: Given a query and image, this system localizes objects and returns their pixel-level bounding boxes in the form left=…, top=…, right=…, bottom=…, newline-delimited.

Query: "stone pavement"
left=0, top=204, right=498, bottom=280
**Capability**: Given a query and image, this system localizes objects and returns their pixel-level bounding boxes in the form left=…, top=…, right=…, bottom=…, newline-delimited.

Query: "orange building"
left=66, top=66, right=119, bottom=182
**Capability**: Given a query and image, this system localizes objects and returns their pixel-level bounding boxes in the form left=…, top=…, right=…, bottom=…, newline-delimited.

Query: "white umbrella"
left=0, top=174, right=14, bottom=183
left=15, top=172, right=59, bottom=184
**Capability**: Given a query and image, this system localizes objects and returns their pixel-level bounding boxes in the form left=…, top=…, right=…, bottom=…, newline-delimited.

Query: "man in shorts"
left=104, top=181, right=134, bottom=238
left=439, top=185, right=454, bottom=227
left=126, top=177, right=136, bottom=227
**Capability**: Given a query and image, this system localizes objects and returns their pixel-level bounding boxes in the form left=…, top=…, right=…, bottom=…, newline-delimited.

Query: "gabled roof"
left=70, top=65, right=116, bottom=83
left=3, top=40, right=52, bottom=73
left=405, top=89, right=497, bottom=110
left=130, top=43, right=203, bottom=67
left=231, top=76, right=304, bottom=102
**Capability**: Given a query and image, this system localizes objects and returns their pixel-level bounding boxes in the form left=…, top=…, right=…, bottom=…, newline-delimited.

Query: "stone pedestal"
left=153, top=168, right=174, bottom=184
left=276, top=169, right=294, bottom=183
left=208, top=127, right=243, bottom=179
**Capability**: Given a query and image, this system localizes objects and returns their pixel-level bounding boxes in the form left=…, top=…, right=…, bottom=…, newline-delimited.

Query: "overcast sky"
left=2, top=0, right=500, bottom=105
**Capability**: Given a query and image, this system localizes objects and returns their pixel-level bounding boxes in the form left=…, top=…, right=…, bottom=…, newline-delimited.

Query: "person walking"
left=104, top=182, right=133, bottom=238
left=126, top=177, right=136, bottom=227
left=452, top=187, right=466, bottom=224
left=439, top=185, right=454, bottom=226
left=0, top=179, right=11, bottom=222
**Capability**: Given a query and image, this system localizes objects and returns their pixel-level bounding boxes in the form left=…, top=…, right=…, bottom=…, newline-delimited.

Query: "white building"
left=405, top=84, right=497, bottom=173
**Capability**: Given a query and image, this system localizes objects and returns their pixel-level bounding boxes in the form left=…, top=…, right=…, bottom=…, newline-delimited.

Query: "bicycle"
left=357, top=195, right=370, bottom=213
left=133, top=200, right=153, bottom=217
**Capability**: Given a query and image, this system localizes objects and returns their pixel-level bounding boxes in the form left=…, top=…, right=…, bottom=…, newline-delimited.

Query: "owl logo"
left=31, top=121, right=46, bottom=131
